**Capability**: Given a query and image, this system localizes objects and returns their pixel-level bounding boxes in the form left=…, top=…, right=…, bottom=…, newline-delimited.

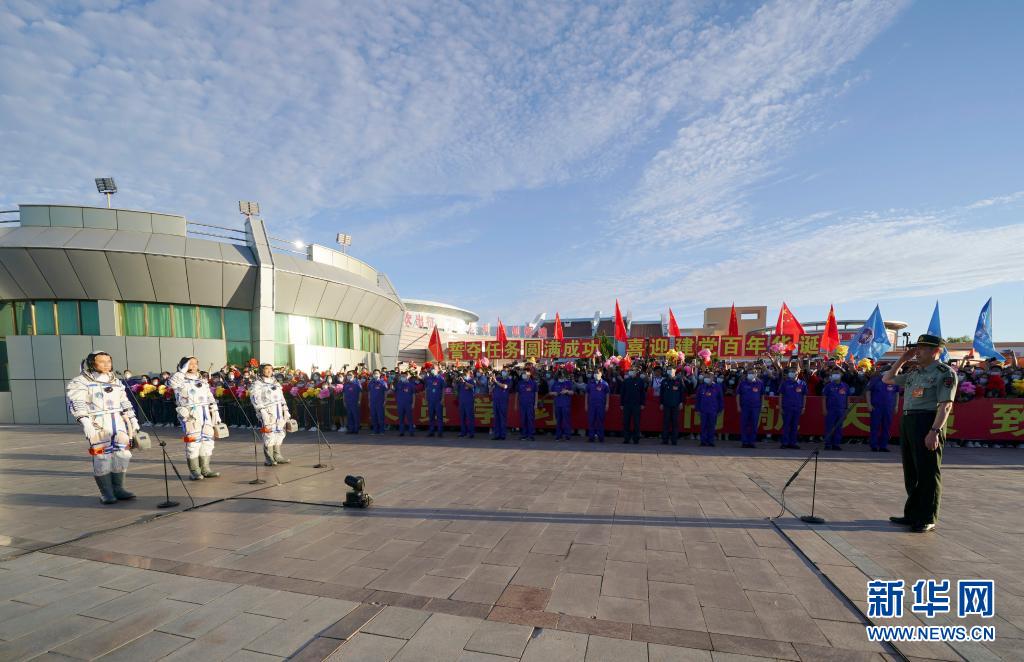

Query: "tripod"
left=120, top=373, right=194, bottom=509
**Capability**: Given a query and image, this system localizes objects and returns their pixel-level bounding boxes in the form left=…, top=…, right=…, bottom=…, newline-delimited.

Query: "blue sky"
left=1, top=1, right=1021, bottom=337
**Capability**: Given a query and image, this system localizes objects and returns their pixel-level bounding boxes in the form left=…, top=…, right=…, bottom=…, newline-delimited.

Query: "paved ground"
left=0, top=425, right=1021, bottom=661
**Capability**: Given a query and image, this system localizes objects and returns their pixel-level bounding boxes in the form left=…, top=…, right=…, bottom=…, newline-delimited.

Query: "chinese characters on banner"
left=448, top=334, right=850, bottom=360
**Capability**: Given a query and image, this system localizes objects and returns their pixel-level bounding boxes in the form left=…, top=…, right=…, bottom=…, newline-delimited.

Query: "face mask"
left=703, top=377, right=712, bottom=384
left=716, top=377, right=724, bottom=383
left=746, top=374, right=756, bottom=381
left=667, top=371, right=676, bottom=378
left=787, top=372, right=796, bottom=378
left=628, top=371, right=636, bottom=377
left=400, top=376, right=408, bottom=382
left=431, top=370, right=438, bottom=376
left=978, top=377, right=988, bottom=384
left=501, top=371, right=508, bottom=377
left=594, top=373, right=602, bottom=380
left=372, top=374, right=380, bottom=379
left=830, top=374, right=841, bottom=381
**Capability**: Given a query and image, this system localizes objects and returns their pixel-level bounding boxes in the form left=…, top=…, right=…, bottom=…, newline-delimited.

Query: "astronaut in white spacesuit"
left=66, top=351, right=141, bottom=504
left=250, top=363, right=293, bottom=466
left=168, top=356, right=223, bottom=480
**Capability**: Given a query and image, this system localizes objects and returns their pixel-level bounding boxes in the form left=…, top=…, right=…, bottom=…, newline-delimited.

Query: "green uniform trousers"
left=900, top=411, right=943, bottom=525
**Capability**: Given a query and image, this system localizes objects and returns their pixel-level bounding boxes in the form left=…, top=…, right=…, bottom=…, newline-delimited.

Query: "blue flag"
left=926, top=301, right=950, bottom=362
left=847, top=305, right=892, bottom=361
left=973, top=298, right=1005, bottom=361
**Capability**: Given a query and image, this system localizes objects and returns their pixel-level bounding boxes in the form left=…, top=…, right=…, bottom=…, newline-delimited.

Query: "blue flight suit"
left=822, top=380, right=849, bottom=449
left=867, top=375, right=899, bottom=450
left=395, top=380, right=416, bottom=436
left=368, top=378, right=387, bottom=434
left=342, top=380, right=361, bottom=433
left=736, top=379, right=765, bottom=447
left=779, top=378, right=806, bottom=448
left=659, top=376, right=685, bottom=444
left=696, top=382, right=723, bottom=446
left=491, top=376, right=511, bottom=440
left=552, top=378, right=574, bottom=440
left=620, top=376, right=647, bottom=444
left=424, top=374, right=446, bottom=436
left=586, top=380, right=609, bottom=442
left=457, top=377, right=475, bottom=437
left=517, top=378, right=538, bottom=439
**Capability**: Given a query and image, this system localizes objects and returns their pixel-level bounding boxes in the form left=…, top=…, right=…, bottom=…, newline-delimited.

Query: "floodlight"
left=95, top=177, right=117, bottom=208
left=343, top=474, right=372, bottom=508
left=238, top=200, right=260, bottom=217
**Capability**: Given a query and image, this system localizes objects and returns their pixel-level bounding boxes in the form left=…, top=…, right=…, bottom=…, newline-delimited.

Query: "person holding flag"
left=821, top=368, right=849, bottom=450
left=424, top=364, right=446, bottom=437
left=883, top=334, right=957, bottom=533
left=736, top=368, right=764, bottom=448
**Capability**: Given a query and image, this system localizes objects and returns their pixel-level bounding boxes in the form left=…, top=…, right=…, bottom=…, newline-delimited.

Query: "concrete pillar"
left=245, top=218, right=277, bottom=365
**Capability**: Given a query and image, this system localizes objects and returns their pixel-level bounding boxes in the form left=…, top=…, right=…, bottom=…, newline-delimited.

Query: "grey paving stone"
left=548, top=572, right=602, bottom=617
left=361, top=606, right=431, bottom=639
left=648, top=643, right=713, bottom=662
left=245, top=597, right=359, bottom=657
left=585, top=634, right=649, bottom=661
left=159, top=584, right=279, bottom=638
left=520, top=628, right=588, bottom=662
left=327, top=632, right=406, bottom=661
left=52, top=597, right=197, bottom=659
left=0, top=614, right=101, bottom=661
left=464, top=620, right=534, bottom=658
left=391, top=613, right=482, bottom=662
left=98, top=630, right=193, bottom=662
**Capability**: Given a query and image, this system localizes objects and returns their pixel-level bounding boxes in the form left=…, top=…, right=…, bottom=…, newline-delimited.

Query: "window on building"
left=274, top=343, right=292, bottom=367
left=0, top=340, right=7, bottom=392
left=224, top=309, right=251, bottom=341
left=309, top=317, right=324, bottom=346
left=56, top=301, right=80, bottom=335
left=121, top=302, right=146, bottom=336
left=339, top=321, right=353, bottom=349
left=80, top=301, right=100, bottom=335
left=14, top=302, right=32, bottom=335
left=0, top=303, right=14, bottom=337
left=147, top=304, right=172, bottom=337
left=173, top=305, right=197, bottom=338
left=34, top=300, right=56, bottom=335
left=198, top=306, right=223, bottom=339
left=275, top=313, right=289, bottom=343
left=325, top=319, right=337, bottom=347
left=360, top=326, right=381, bottom=353
left=226, top=341, right=252, bottom=366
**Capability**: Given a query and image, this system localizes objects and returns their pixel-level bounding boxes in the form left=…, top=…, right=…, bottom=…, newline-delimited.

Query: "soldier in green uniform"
left=882, top=334, right=957, bottom=533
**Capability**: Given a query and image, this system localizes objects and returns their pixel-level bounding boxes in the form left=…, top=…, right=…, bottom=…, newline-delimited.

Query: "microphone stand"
left=225, top=380, right=268, bottom=485
left=120, top=373, right=193, bottom=509
left=771, top=397, right=854, bottom=525
left=293, top=389, right=333, bottom=469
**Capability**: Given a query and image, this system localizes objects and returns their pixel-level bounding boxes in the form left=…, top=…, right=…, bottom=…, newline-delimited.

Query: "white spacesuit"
left=250, top=365, right=292, bottom=466
left=66, top=351, right=140, bottom=504
left=168, top=356, right=222, bottom=480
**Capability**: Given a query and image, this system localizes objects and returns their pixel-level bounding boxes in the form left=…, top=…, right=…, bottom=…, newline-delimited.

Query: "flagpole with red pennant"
left=496, top=318, right=508, bottom=345
left=821, top=305, right=840, bottom=355
left=427, top=326, right=445, bottom=362
left=774, top=302, right=805, bottom=352
left=554, top=312, right=564, bottom=341
left=728, top=303, right=739, bottom=336
left=667, top=308, right=681, bottom=338
left=613, top=300, right=628, bottom=355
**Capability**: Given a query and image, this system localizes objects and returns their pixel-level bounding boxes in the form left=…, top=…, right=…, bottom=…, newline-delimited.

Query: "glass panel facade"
left=224, top=309, right=251, bottom=341
left=324, top=319, right=337, bottom=347
left=0, top=303, right=14, bottom=337
left=360, top=326, right=381, bottom=353
left=309, top=317, right=324, bottom=346
left=34, top=300, right=56, bottom=335
left=0, top=340, right=7, bottom=392
left=198, top=307, right=222, bottom=339
left=173, top=305, right=197, bottom=338
left=339, top=321, right=353, bottom=349
left=274, top=343, right=292, bottom=367
left=80, top=301, right=100, bottom=335
left=56, top=301, right=80, bottom=335
left=226, top=341, right=252, bottom=365
left=147, top=304, right=172, bottom=337
left=275, top=313, right=290, bottom=342
left=14, top=302, right=32, bottom=335
left=122, top=302, right=146, bottom=336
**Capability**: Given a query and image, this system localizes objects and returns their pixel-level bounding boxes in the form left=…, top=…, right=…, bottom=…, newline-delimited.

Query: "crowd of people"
left=118, top=353, right=1024, bottom=450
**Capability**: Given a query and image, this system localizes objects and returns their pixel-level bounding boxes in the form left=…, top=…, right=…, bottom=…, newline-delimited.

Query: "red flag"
left=553, top=313, right=564, bottom=341
left=427, top=326, right=444, bottom=362
left=774, top=302, right=805, bottom=350
left=667, top=308, right=681, bottom=337
left=821, top=305, right=840, bottom=354
left=728, top=303, right=739, bottom=336
left=496, top=318, right=508, bottom=344
left=613, top=300, right=628, bottom=343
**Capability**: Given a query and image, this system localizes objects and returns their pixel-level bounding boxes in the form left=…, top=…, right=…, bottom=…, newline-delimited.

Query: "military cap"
left=910, top=333, right=944, bottom=348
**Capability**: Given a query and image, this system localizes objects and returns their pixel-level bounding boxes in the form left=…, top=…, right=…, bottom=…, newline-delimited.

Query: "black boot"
left=94, top=474, right=118, bottom=504
left=110, top=472, right=136, bottom=500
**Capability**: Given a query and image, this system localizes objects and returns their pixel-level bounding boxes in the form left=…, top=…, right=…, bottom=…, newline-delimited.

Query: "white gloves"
left=80, top=418, right=99, bottom=443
